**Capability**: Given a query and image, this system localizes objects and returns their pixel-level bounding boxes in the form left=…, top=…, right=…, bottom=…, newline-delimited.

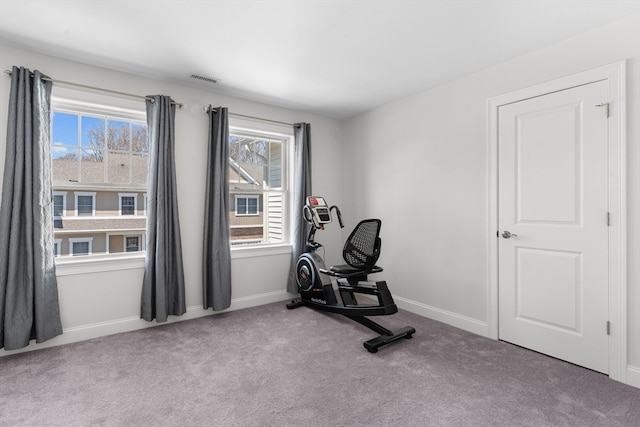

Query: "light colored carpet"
left=1, top=301, right=638, bottom=426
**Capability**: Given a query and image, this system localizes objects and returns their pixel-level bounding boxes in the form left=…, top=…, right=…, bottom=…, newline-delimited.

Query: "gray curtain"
left=141, top=95, right=186, bottom=322
left=0, top=66, right=62, bottom=349
left=203, top=106, right=231, bottom=311
left=287, top=123, right=312, bottom=293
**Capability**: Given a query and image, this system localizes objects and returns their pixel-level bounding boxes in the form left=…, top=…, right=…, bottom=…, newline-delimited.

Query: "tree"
left=84, top=120, right=148, bottom=161
left=230, top=136, right=268, bottom=165
left=131, top=124, right=148, bottom=153
left=85, top=121, right=106, bottom=162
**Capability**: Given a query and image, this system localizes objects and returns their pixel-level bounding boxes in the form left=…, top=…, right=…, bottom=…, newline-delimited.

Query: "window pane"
left=72, top=241, right=90, bottom=256
left=131, top=153, right=148, bottom=186
left=81, top=116, right=105, bottom=149
left=131, top=123, right=148, bottom=153
left=229, top=135, right=265, bottom=189
left=230, top=136, right=267, bottom=165
left=81, top=148, right=105, bottom=183
left=248, top=197, right=258, bottom=214
left=52, top=112, right=78, bottom=146
left=53, top=195, right=64, bottom=216
left=267, top=141, right=283, bottom=189
left=52, top=147, right=79, bottom=183
left=126, top=236, right=139, bottom=252
left=237, top=198, right=247, bottom=215
left=228, top=134, right=284, bottom=191
left=121, top=196, right=135, bottom=215
left=108, top=151, right=131, bottom=184
left=77, top=196, right=93, bottom=216
left=107, top=120, right=131, bottom=151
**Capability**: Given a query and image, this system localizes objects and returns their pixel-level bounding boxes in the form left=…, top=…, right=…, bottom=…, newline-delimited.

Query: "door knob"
left=502, top=231, right=518, bottom=239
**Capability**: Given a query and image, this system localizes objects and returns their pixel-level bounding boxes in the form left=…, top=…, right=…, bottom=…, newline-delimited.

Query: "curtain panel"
left=203, top=106, right=231, bottom=311
left=287, top=123, right=312, bottom=293
left=0, top=66, right=63, bottom=349
left=141, top=95, right=186, bottom=322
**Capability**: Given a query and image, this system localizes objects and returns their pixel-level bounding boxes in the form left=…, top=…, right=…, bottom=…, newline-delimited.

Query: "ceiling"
left=0, top=0, right=638, bottom=119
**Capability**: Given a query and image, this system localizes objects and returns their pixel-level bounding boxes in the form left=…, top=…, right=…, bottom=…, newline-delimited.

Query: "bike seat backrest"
left=343, top=219, right=382, bottom=273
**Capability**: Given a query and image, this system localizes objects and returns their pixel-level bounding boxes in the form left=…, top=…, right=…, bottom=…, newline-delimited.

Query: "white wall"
left=342, top=15, right=640, bottom=384
left=0, top=44, right=344, bottom=354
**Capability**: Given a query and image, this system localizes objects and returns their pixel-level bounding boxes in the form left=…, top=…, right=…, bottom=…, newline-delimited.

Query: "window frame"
left=124, top=235, right=141, bottom=253
left=74, top=192, right=96, bottom=217
left=235, top=195, right=260, bottom=216
left=53, top=191, right=67, bottom=218
left=118, top=193, right=138, bottom=216
left=228, top=118, right=294, bottom=251
left=50, top=87, right=148, bottom=271
left=69, top=237, right=93, bottom=256
left=53, top=238, right=62, bottom=258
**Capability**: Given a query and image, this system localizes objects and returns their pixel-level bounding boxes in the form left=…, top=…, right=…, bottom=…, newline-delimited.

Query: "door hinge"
left=607, top=212, right=611, bottom=226
left=596, top=102, right=610, bottom=118
left=607, top=321, right=611, bottom=335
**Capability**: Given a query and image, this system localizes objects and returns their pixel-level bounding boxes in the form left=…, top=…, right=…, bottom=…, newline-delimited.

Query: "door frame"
left=487, top=61, right=627, bottom=382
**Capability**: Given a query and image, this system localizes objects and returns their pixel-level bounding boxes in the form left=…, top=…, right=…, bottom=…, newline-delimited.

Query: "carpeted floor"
left=0, top=301, right=638, bottom=426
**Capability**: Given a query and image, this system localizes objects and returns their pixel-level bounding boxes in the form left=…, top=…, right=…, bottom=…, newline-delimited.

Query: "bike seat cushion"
left=329, top=264, right=383, bottom=277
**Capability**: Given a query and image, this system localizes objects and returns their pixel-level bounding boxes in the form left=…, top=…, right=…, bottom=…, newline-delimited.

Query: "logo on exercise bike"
left=310, top=297, right=328, bottom=305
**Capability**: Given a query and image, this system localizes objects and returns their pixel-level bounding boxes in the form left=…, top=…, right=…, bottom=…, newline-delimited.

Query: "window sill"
left=53, top=244, right=292, bottom=276
left=55, top=253, right=145, bottom=276
left=231, top=244, right=292, bottom=259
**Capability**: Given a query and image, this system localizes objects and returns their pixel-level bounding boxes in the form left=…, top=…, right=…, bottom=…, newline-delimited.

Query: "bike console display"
left=305, top=196, right=332, bottom=228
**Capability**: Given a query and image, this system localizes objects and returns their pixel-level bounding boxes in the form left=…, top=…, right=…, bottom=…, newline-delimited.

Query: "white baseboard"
left=1, top=290, right=292, bottom=357
left=228, top=290, right=294, bottom=311
left=394, top=296, right=489, bottom=337
left=627, top=365, right=640, bottom=389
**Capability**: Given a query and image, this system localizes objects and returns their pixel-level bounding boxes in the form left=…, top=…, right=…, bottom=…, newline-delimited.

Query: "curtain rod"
left=205, top=106, right=297, bottom=127
left=3, top=69, right=185, bottom=108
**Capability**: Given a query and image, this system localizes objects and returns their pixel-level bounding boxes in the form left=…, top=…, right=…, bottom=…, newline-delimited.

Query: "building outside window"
left=51, top=88, right=148, bottom=258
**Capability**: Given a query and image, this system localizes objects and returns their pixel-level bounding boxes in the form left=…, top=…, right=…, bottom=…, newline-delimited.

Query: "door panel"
left=516, top=102, right=581, bottom=224
left=498, top=80, right=609, bottom=373
left=516, top=248, right=581, bottom=332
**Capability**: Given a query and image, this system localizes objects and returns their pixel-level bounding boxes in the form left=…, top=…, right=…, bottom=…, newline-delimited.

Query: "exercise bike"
left=287, top=196, right=415, bottom=353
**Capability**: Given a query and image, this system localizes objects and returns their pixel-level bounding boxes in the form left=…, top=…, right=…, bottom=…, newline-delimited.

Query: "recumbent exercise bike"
left=287, top=196, right=415, bottom=353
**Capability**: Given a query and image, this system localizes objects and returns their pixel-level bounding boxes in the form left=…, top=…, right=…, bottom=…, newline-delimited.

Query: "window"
left=51, top=112, right=148, bottom=186
left=125, top=236, right=140, bottom=252
left=69, top=237, right=93, bottom=256
left=51, top=88, right=148, bottom=259
left=228, top=120, right=292, bottom=247
left=75, top=192, right=96, bottom=216
left=53, top=192, right=66, bottom=218
left=53, top=239, right=62, bottom=257
left=235, top=195, right=259, bottom=216
left=119, top=193, right=137, bottom=216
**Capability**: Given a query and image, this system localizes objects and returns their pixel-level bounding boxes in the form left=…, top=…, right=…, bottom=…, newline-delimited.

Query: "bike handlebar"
left=331, top=205, right=344, bottom=228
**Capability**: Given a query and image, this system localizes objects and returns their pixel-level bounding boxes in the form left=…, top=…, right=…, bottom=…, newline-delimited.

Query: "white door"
left=498, top=80, right=609, bottom=373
